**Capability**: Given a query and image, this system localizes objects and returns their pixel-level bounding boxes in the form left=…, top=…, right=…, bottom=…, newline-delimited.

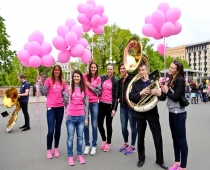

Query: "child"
left=65, top=70, right=88, bottom=166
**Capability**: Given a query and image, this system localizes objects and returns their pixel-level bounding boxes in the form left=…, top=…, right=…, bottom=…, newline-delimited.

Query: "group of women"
left=38, top=59, right=188, bottom=170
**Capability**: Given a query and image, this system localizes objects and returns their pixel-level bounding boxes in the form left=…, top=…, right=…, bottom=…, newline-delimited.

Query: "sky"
left=1, top=0, right=210, bottom=61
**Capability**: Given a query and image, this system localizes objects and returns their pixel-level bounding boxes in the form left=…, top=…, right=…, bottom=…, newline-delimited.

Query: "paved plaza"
left=0, top=99, right=210, bottom=170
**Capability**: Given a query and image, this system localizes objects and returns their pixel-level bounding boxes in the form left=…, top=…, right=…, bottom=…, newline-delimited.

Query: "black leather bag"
left=180, top=95, right=190, bottom=107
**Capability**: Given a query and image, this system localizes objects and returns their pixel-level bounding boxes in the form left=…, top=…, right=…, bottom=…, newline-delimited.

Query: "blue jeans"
left=185, top=93, right=190, bottom=99
left=169, top=112, right=188, bottom=168
left=120, top=106, right=137, bottom=146
left=202, top=93, right=208, bottom=102
left=66, top=115, right=85, bottom=156
left=46, top=107, right=64, bottom=150
left=84, top=102, right=99, bottom=147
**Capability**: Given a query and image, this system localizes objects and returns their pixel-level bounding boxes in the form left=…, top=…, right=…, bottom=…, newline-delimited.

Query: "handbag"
left=180, top=95, right=190, bottom=107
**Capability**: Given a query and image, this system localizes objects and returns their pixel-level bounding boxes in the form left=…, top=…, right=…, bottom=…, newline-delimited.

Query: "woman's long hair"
left=168, top=60, right=184, bottom=88
left=87, top=62, right=99, bottom=82
left=51, top=65, right=63, bottom=85
left=71, top=70, right=86, bottom=94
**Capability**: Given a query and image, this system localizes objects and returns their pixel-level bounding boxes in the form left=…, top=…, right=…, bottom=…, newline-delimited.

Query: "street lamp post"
left=106, top=35, right=116, bottom=65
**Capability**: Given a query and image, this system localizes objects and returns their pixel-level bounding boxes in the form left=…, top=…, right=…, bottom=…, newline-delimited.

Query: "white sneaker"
left=84, top=146, right=90, bottom=155
left=90, top=147, right=96, bottom=156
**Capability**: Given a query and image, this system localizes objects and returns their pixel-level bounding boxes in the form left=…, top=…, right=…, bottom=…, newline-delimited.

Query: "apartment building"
left=165, top=45, right=186, bottom=60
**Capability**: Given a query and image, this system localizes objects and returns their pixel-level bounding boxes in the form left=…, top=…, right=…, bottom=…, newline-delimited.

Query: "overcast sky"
left=1, top=0, right=210, bottom=60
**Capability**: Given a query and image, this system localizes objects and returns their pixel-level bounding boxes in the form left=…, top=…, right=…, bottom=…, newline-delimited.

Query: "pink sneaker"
left=54, top=148, right=60, bottom=158
left=103, top=143, right=111, bottom=152
left=100, top=141, right=107, bottom=150
left=77, top=155, right=85, bottom=164
left=46, top=150, right=52, bottom=159
left=169, top=162, right=180, bottom=170
left=68, top=156, right=74, bottom=166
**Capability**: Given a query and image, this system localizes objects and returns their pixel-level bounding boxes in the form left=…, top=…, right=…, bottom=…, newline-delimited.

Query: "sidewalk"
left=0, top=96, right=46, bottom=106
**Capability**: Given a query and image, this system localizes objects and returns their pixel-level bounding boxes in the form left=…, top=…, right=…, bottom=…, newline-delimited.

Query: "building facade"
left=186, top=41, right=210, bottom=77
left=165, top=41, right=210, bottom=77
left=165, top=45, right=186, bottom=60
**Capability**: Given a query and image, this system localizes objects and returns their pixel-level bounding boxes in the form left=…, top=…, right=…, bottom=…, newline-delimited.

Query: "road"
left=0, top=101, right=209, bottom=170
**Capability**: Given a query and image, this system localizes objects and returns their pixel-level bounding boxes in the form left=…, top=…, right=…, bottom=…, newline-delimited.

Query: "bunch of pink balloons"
left=142, top=2, right=182, bottom=40
left=77, top=0, right=108, bottom=34
left=17, top=31, right=54, bottom=68
left=52, top=18, right=91, bottom=64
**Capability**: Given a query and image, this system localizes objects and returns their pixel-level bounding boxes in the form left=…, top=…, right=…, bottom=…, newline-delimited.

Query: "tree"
left=83, top=24, right=135, bottom=76
left=0, top=15, right=16, bottom=86
left=165, top=56, right=191, bottom=69
left=5, top=57, right=37, bottom=86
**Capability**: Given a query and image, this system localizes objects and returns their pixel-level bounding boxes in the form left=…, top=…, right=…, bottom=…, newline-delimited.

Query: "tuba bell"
left=3, top=87, right=21, bottom=132
left=124, top=37, right=160, bottom=112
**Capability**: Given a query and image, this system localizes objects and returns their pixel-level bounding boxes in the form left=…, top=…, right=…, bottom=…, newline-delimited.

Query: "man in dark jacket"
left=118, top=63, right=137, bottom=155
left=129, top=64, right=168, bottom=169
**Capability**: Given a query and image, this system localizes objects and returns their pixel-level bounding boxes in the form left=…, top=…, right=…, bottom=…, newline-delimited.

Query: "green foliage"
left=165, top=56, right=191, bottom=69
left=0, top=15, right=16, bottom=85
left=38, top=66, right=53, bottom=77
left=5, top=57, right=37, bottom=86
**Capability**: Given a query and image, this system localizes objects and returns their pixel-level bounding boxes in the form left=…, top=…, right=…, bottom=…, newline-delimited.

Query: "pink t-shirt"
left=84, top=74, right=101, bottom=103
left=44, top=78, right=66, bottom=107
left=66, top=87, right=86, bottom=116
left=100, top=79, right=112, bottom=103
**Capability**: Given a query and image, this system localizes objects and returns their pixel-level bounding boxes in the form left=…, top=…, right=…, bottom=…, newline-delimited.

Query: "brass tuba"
left=3, top=87, right=21, bottom=132
left=124, top=37, right=160, bottom=112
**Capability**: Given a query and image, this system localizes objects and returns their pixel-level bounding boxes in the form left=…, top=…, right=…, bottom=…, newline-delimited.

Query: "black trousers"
left=98, top=102, right=113, bottom=144
left=136, top=112, right=164, bottom=164
left=20, top=102, right=30, bottom=127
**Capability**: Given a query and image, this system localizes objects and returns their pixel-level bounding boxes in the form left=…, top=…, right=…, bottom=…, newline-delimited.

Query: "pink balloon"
left=166, top=7, right=181, bottom=23
left=80, top=49, right=91, bottom=64
left=161, top=22, right=175, bottom=37
left=29, top=55, right=42, bottom=68
left=85, top=4, right=95, bottom=19
left=100, top=15, right=108, bottom=25
left=58, top=50, right=71, bottom=63
left=78, top=38, right=88, bottom=48
left=17, top=49, right=31, bottom=62
left=52, top=36, right=68, bottom=51
left=23, top=42, right=30, bottom=51
left=92, top=25, right=104, bottom=34
left=71, top=25, right=83, bottom=39
left=157, top=2, right=170, bottom=14
left=77, top=3, right=86, bottom=13
left=65, top=18, right=77, bottom=30
left=28, top=30, right=44, bottom=45
left=142, top=24, right=158, bottom=37
left=65, top=32, right=78, bottom=47
left=144, top=15, right=153, bottom=24
left=82, top=24, right=92, bottom=32
left=91, top=14, right=102, bottom=27
left=95, top=4, right=104, bottom=15
left=28, top=41, right=41, bottom=56
left=39, top=41, right=52, bottom=57
left=173, top=21, right=182, bottom=35
left=77, top=13, right=90, bottom=25
left=21, top=61, right=30, bottom=67
left=153, top=32, right=163, bottom=40
left=157, top=43, right=166, bottom=55
left=71, top=44, right=85, bottom=57
left=41, top=55, right=55, bottom=67
left=86, top=0, right=96, bottom=7
left=57, top=25, right=69, bottom=38
left=152, top=10, right=165, bottom=28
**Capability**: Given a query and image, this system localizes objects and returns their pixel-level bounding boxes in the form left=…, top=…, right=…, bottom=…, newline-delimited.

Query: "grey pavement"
left=0, top=100, right=210, bottom=170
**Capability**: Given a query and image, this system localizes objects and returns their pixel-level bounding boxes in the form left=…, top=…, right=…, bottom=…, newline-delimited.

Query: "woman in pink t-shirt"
left=98, top=64, right=118, bottom=152
left=39, top=65, right=66, bottom=159
left=65, top=70, right=89, bottom=166
left=83, top=62, right=101, bottom=156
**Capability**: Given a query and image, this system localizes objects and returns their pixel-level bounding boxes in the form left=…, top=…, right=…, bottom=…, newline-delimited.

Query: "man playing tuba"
left=129, top=63, right=168, bottom=169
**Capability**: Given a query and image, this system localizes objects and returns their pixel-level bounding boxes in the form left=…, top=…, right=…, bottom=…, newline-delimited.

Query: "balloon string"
left=164, top=37, right=166, bottom=77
